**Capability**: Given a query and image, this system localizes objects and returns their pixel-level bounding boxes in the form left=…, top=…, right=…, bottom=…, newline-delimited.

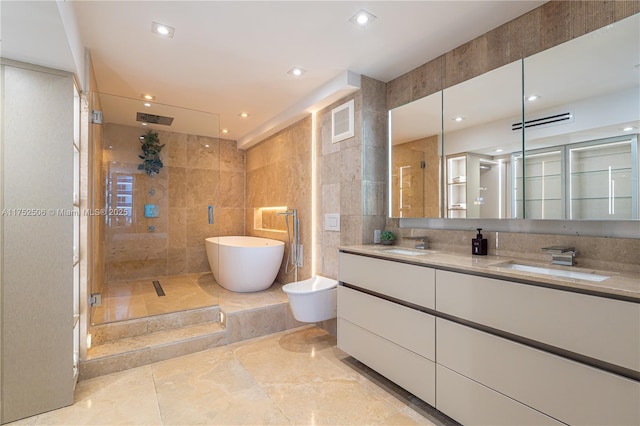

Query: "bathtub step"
left=80, top=321, right=227, bottom=380
left=89, top=305, right=221, bottom=345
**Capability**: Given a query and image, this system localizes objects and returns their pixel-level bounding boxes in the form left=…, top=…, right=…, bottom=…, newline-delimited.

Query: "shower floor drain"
left=152, top=280, right=166, bottom=297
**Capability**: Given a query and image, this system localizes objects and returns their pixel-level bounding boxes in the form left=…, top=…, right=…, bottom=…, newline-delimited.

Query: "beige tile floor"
left=92, top=273, right=292, bottom=325
left=9, top=327, right=455, bottom=426
left=92, top=273, right=220, bottom=324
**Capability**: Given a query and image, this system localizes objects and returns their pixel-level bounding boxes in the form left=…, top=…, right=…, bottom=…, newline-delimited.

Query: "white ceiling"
left=2, top=1, right=547, bottom=146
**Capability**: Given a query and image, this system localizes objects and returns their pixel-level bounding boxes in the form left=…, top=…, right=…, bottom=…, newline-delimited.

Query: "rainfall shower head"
left=136, top=112, right=174, bottom=126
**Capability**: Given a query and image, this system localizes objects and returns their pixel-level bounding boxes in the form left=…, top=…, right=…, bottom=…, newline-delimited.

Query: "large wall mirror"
left=390, top=13, right=639, bottom=221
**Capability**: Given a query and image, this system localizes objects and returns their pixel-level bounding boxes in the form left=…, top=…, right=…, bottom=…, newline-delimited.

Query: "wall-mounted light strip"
left=311, top=112, right=317, bottom=276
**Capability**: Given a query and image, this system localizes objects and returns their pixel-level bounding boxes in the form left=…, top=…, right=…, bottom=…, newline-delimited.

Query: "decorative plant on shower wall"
left=138, top=130, right=165, bottom=176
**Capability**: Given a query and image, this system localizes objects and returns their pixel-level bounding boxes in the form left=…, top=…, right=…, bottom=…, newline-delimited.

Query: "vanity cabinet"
left=436, top=270, right=640, bottom=372
left=436, top=364, right=562, bottom=426
left=437, top=318, right=639, bottom=426
left=337, top=253, right=436, bottom=405
left=337, top=251, right=640, bottom=426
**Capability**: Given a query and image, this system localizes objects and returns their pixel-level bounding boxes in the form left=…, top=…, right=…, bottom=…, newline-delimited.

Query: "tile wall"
left=245, top=116, right=313, bottom=284
left=393, top=227, right=640, bottom=274
left=315, top=76, right=388, bottom=280
left=102, top=123, right=244, bottom=282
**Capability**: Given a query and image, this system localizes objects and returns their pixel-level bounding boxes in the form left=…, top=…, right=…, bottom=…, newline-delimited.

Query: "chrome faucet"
left=542, top=246, right=576, bottom=266
left=405, top=236, right=427, bottom=249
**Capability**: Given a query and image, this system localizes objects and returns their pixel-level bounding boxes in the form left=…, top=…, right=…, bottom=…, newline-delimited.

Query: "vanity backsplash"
left=393, top=228, right=640, bottom=274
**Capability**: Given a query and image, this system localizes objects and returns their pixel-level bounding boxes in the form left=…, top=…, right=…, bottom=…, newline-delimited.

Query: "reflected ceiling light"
left=495, top=149, right=504, bottom=153
left=143, top=102, right=151, bottom=107
left=141, top=122, right=148, bottom=126
left=349, top=9, right=376, bottom=26
left=142, top=94, right=155, bottom=101
left=204, top=144, right=210, bottom=148
left=526, top=95, right=540, bottom=102
left=239, top=112, right=250, bottom=118
left=152, top=22, right=175, bottom=38
left=623, top=126, right=634, bottom=132
left=288, top=67, right=306, bottom=77
left=453, top=116, right=465, bottom=122
left=221, top=128, right=229, bottom=134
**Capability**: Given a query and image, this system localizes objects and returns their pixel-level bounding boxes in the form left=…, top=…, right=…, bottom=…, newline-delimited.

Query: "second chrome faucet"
left=542, top=246, right=576, bottom=266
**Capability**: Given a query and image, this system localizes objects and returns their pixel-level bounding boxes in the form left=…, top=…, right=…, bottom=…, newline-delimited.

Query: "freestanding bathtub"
left=205, top=236, right=285, bottom=292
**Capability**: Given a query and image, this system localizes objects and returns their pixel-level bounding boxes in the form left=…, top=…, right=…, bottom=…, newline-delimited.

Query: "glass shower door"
left=89, top=93, right=220, bottom=324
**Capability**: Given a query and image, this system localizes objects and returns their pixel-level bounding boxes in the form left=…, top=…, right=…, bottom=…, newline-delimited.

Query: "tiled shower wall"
left=102, top=123, right=244, bottom=282
left=245, top=116, right=313, bottom=285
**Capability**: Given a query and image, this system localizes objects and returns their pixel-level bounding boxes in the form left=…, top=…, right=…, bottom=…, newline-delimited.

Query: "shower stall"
left=88, top=93, right=223, bottom=324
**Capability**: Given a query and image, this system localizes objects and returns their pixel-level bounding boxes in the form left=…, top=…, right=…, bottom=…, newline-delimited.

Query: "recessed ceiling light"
left=152, top=22, right=175, bottom=38
left=349, top=9, right=376, bottom=26
left=288, top=67, right=306, bottom=77
left=526, top=95, right=541, bottom=102
left=623, top=126, right=634, bottom=132
left=495, top=149, right=504, bottom=153
left=239, top=112, right=250, bottom=118
left=142, top=94, right=155, bottom=101
left=453, top=116, right=465, bottom=122
left=204, top=144, right=210, bottom=148
left=221, top=129, right=229, bottom=134
left=143, top=102, right=151, bottom=107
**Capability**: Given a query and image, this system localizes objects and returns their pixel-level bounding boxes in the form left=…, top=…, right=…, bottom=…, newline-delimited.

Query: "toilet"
left=282, top=276, right=338, bottom=323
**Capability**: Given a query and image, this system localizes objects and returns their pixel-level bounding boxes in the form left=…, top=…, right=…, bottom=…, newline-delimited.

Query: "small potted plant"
left=380, top=230, right=395, bottom=245
left=138, top=130, right=165, bottom=176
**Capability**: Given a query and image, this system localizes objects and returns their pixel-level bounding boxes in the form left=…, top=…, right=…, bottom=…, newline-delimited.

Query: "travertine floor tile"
left=7, top=327, right=451, bottom=426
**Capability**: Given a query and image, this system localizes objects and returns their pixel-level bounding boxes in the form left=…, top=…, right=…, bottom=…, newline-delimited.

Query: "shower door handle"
left=208, top=205, right=214, bottom=224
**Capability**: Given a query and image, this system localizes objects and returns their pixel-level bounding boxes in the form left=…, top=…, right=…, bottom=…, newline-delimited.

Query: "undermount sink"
left=493, top=262, right=610, bottom=282
left=382, top=248, right=430, bottom=256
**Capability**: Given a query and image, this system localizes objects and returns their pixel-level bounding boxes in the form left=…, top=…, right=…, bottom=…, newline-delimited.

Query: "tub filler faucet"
left=542, top=246, right=576, bottom=266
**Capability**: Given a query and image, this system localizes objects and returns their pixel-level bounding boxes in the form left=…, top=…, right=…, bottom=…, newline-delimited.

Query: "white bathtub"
left=205, top=236, right=285, bottom=292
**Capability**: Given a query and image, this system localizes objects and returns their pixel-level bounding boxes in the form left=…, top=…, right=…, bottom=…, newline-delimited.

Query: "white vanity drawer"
left=436, top=269, right=640, bottom=372
left=338, top=286, right=435, bottom=360
left=339, top=252, right=435, bottom=309
left=338, top=318, right=435, bottom=405
left=436, top=364, right=562, bottom=426
left=437, top=318, right=640, bottom=426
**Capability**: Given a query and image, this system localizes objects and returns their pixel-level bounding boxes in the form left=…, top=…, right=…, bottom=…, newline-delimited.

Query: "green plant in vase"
left=138, top=131, right=165, bottom=176
left=380, top=230, right=395, bottom=245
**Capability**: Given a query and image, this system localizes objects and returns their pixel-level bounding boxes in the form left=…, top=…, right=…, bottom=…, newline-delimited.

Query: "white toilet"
left=282, top=276, right=338, bottom=323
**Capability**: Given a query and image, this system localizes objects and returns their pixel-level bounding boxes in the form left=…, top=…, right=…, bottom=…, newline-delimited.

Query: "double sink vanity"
left=337, top=245, right=639, bottom=425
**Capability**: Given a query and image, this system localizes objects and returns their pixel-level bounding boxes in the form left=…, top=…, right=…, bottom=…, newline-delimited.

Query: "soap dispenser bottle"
left=472, top=228, right=488, bottom=256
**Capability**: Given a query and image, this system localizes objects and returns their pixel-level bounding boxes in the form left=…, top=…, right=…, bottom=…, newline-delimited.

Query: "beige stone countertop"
left=339, top=245, right=640, bottom=302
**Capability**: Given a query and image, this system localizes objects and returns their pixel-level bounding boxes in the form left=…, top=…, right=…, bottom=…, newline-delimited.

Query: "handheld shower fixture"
left=278, top=209, right=299, bottom=282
